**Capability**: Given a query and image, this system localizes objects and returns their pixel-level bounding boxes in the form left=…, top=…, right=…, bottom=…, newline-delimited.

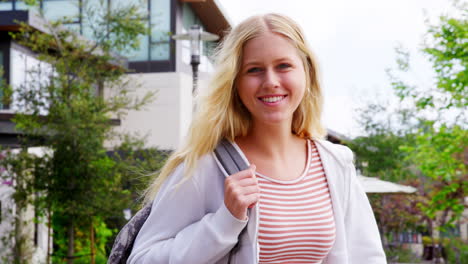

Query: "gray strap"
left=214, top=139, right=250, bottom=263
left=214, top=139, right=249, bottom=175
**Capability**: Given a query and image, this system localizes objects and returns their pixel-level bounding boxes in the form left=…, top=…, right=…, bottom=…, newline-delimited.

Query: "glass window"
left=111, top=0, right=147, bottom=16
left=0, top=0, right=13, bottom=11
left=110, top=0, right=150, bottom=61
left=150, top=0, right=170, bottom=60
left=82, top=0, right=109, bottom=41
left=43, top=0, right=80, bottom=22
left=182, top=3, right=200, bottom=30
left=15, top=0, right=40, bottom=12
left=125, top=34, right=149, bottom=61
left=62, top=23, right=80, bottom=34
left=10, top=48, right=52, bottom=114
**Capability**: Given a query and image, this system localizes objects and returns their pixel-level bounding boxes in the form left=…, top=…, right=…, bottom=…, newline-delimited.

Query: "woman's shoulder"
left=313, top=139, right=354, bottom=166
left=167, top=152, right=225, bottom=186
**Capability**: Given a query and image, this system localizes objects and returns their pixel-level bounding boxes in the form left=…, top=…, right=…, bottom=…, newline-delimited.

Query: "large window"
left=0, top=0, right=172, bottom=64
left=9, top=46, right=52, bottom=114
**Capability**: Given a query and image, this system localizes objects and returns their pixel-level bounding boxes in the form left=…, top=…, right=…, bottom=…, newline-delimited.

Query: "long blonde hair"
left=144, top=13, right=325, bottom=203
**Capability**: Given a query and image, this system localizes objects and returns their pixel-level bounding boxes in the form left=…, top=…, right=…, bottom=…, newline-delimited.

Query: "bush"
left=385, top=245, right=421, bottom=263
left=443, top=238, right=468, bottom=264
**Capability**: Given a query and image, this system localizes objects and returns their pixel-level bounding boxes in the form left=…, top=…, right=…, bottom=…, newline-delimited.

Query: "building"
left=0, top=0, right=231, bottom=262
left=1, top=0, right=231, bottom=150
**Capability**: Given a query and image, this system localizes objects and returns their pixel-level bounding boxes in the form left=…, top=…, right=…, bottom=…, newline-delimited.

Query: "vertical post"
left=191, top=55, right=200, bottom=94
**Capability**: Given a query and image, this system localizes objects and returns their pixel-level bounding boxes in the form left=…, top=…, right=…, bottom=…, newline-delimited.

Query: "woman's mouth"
left=258, top=95, right=287, bottom=104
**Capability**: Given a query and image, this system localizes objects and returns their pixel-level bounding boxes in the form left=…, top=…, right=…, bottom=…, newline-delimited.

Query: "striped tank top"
left=256, top=140, right=336, bottom=263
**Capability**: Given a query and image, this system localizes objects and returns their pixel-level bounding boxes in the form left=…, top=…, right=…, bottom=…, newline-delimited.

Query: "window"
left=0, top=1, right=13, bottom=10
left=44, top=0, right=172, bottom=62
left=15, top=0, right=40, bottom=11
left=9, top=46, right=52, bottom=114
left=43, top=0, right=79, bottom=22
left=150, top=0, right=170, bottom=61
left=1, top=0, right=175, bottom=72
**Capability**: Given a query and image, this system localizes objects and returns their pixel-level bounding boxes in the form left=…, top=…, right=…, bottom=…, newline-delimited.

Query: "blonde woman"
left=128, top=14, right=386, bottom=264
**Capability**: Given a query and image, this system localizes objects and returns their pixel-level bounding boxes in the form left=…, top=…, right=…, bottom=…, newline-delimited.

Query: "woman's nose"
left=262, top=69, right=280, bottom=89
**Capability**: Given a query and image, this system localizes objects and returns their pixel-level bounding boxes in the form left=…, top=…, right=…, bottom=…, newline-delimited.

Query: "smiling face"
left=236, top=32, right=307, bottom=128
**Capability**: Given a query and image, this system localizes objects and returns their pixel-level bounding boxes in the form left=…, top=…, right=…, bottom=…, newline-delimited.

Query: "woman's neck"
left=237, top=120, right=302, bottom=159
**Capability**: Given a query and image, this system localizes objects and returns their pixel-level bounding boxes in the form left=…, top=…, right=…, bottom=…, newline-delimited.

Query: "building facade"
left=0, top=0, right=231, bottom=150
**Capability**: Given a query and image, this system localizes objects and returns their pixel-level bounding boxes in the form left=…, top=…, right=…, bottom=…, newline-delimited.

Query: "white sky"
left=217, top=0, right=459, bottom=137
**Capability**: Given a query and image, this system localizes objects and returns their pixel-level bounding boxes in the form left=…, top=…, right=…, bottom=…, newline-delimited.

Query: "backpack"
left=107, top=139, right=248, bottom=264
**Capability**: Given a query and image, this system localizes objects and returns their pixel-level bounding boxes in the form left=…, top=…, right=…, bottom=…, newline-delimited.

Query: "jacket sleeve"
left=343, top=148, right=387, bottom=263
left=127, top=159, right=248, bottom=264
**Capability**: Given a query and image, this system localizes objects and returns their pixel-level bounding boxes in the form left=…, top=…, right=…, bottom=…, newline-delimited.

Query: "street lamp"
left=172, top=25, right=219, bottom=94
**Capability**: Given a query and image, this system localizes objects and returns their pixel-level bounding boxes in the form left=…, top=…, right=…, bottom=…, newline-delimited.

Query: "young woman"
left=127, top=14, right=386, bottom=264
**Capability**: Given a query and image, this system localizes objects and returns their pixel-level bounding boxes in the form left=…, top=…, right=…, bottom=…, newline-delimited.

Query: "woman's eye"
left=278, top=63, right=292, bottom=69
left=247, top=67, right=262, bottom=73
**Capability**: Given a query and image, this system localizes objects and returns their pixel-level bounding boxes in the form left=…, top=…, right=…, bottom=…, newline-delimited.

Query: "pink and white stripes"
left=257, top=141, right=336, bottom=263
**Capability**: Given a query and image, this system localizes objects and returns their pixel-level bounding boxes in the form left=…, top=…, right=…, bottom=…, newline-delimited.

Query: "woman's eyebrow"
left=242, top=57, right=294, bottom=67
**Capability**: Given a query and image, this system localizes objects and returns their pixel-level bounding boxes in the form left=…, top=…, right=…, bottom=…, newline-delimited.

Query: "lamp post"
left=172, top=25, right=219, bottom=94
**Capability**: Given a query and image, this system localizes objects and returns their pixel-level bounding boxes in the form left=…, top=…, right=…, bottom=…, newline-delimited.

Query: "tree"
left=387, top=3, right=467, bottom=233
left=349, top=5, right=467, bottom=261
left=0, top=0, right=156, bottom=263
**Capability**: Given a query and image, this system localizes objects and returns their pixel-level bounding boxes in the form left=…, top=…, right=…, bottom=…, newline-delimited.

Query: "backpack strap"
left=214, top=138, right=249, bottom=175
left=214, top=139, right=249, bottom=263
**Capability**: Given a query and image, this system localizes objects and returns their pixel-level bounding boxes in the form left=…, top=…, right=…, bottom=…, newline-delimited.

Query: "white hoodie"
left=127, top=139, right=387, bottom=264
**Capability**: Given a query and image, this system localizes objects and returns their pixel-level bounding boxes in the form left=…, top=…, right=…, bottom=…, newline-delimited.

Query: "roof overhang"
left=0, top=10, right=49, bottom=33
left=358, top=175, right=418, bottom=194
left=0, top=113, right=121, bottom=148
left=179, top=0, right=232, bottom=38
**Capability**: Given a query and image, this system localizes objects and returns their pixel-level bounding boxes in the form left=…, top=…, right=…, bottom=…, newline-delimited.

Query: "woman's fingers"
left=224, top=164, right=260, bottom=220
left=229, top=164, right=256, bottom=180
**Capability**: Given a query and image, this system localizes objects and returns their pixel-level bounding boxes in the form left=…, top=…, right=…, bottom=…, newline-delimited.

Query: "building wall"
left=108, top=72, right=194, bottom=150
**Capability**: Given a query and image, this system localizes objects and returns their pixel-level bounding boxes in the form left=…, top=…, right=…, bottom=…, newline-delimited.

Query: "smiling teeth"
left=260, top=96, right=284, bottom=103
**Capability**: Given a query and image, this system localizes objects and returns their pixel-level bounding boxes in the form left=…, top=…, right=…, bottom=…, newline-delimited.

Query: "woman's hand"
left=224, top=164, right=259, bottom=220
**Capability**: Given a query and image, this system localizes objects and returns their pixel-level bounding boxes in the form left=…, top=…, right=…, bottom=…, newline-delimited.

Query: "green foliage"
left=423, top=15, right=468, bottom=109
left=353, top=1, right=467, bottom=248
left=402, top=123, right=467, bottom=226
left=0, top=67, right=13, bottom=108
left=347, top=98, right=418, bottom=182
left=385, top=2, right=467, bottom=233
left=385, top=245, right=421, bottom=263
left=442, top=237, right=468, bottom=264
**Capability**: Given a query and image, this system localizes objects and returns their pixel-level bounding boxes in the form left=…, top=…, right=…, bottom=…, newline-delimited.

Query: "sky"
left=217, top=0, right=460, bottom=137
